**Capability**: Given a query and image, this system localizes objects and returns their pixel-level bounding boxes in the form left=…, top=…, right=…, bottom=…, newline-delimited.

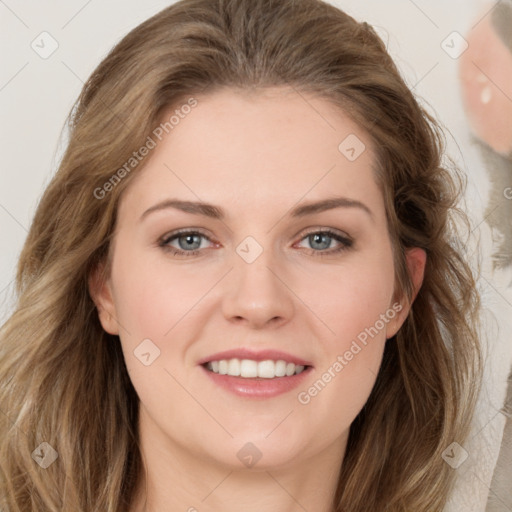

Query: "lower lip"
left=200, top=364, right=313, bottom=399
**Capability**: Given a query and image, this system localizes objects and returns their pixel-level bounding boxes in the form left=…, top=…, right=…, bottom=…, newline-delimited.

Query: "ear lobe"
left=386, top=247, right=427, bottom=339
left=88, top=263, right=120, bottom=335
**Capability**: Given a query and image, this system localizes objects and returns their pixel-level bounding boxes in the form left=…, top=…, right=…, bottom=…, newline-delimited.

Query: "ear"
left=386, top=247, right=426, bottom=339
left=88, top=263, right=120, bottom=335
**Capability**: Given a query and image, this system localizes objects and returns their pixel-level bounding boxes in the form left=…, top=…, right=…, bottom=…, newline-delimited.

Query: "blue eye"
left=159, top=229, right=212, bottom=256
left=296, top=229, right=353, bottom=256
left=159, top=228, right=352, bottom=257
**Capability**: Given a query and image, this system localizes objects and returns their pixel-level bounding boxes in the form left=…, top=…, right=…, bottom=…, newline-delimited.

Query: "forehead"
left=118, top=86, right=384, bottom=225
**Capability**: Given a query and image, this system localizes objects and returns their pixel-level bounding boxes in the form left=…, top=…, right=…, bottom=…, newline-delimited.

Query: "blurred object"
left=460, top=2, right=512, bottom=157
left=475, top=140, right=512, bottom=269
left=458, top=3, right=512, bottom=510
left=486, top=372, right=512, bottom=512
left=459, top=1, right=512, bottom=271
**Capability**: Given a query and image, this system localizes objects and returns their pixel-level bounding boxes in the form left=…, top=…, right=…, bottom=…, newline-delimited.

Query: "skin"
left=90, top=86, right=425, bottom=512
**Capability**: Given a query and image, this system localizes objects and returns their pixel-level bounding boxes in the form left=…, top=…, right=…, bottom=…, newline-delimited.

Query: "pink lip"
left=197, top=348, right=313, bottom=367
left=200, top=365, right=313, bottom=399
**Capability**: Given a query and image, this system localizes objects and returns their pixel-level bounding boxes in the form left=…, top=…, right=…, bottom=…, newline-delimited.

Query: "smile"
left=204, top=358, right=308, bottom=379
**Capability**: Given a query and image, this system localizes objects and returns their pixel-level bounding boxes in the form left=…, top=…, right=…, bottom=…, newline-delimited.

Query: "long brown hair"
left=0, top=0, right=482, bottom=510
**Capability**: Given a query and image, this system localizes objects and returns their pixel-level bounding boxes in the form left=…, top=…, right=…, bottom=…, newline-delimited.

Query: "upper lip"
left=197, top=348, right=313, bottom=367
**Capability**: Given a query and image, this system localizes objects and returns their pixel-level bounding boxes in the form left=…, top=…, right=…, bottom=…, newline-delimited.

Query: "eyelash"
left=158, top=228, right=353, bottom=258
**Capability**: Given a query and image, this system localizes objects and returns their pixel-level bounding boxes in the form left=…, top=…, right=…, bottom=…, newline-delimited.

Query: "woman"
left=0, top=0, right=482, bottom=510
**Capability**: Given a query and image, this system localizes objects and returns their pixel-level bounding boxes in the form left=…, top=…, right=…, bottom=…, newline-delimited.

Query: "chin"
left=201, top=434, right=308, bottom=471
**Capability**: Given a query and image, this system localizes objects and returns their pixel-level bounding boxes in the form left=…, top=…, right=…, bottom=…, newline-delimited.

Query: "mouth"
left=202, top=358, right=311, bottom=379
left=198, top=349, right=314, bottom=399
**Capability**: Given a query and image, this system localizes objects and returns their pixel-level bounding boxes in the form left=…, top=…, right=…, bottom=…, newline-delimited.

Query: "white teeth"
left=240, top=359, right=258, bottom=378
left=205, top=358, right=307, bottom=378
left=275, top=360, right=287, bottom=377
left=218, top=360, right=228, bottom=375
left=258, top=360, right=275, bottom=378
left=227, top=358, right=241, bottom=376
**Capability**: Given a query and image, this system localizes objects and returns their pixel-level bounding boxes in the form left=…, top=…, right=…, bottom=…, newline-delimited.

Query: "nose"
left=221, top=243, right=295, bottom=330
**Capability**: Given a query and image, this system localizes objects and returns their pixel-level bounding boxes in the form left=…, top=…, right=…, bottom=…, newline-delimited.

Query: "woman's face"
left=93, top=86, right=420, bottom=472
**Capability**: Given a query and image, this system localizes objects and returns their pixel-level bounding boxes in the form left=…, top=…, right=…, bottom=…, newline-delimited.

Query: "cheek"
left=301, top=250, right=396, bottom=346
left=298, top=287, right=393, bottom=436
left=110, top=250, right=211, bottom=342
left=297, top=248, right=395, bottom=410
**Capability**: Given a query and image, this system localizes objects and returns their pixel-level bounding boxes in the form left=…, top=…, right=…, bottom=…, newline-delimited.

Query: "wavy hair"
left=0, top=0, right=482, bottom=510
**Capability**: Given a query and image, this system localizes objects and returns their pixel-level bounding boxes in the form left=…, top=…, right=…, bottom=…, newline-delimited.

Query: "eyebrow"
left=140, top=196, right=374, bottom=222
